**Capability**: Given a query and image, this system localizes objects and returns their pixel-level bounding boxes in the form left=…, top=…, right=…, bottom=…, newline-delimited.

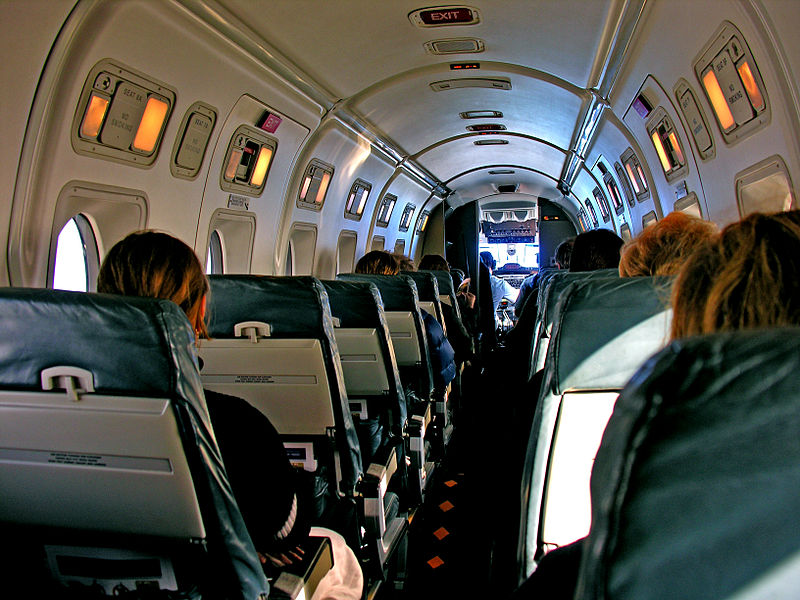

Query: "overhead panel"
left=170, top=102, right=217, bottom=180
left=72, top=60, right=175, bottom=167
left=694, top=21, right=770, bottom=145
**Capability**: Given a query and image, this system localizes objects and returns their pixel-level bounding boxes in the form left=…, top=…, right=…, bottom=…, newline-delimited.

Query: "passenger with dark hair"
left=569, top=229, right=624, bottom=272
left=418, top=253, right=449, bottom=271
left=392, top=253, right=416, bottom=272
left=355, top=251, right=456, bottom=391
left=355, top=249, right=400, bottom=275
left=418, top=254, right=475, bottom=364
left=99, top=230, right=363, bottom=600
left=619, top=212, right=716, bottom=277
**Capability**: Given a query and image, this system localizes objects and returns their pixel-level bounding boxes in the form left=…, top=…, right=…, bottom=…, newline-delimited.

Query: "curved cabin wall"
left=8, top=0, right=323, bottom=286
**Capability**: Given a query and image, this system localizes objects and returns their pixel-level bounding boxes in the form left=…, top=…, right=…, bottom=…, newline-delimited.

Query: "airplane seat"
left=335, top=272, right=438, bottom=500
left=529, top=269, right=620, bottom=381
left=401, top=271, right=445, bottom=332
left=319, top=280, right=412, bottom=575
left=520, top=275, right=673, bottom=579
left=0, top=288, right=268, bottom=599
left=199, top=276, right=361, bottom=532
left=576, top=327, right=800, bottom=600
left=335, top=273, right=434, bottom=403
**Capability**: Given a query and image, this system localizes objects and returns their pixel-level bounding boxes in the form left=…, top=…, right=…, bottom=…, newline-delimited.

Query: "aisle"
left=376, top=430, right=495, bottom=599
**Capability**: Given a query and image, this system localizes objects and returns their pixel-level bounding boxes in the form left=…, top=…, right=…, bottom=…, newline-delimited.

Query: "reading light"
left=651, top=130, right=672, bottom=173
left=702, top=67, right=735, bottom=131
left=250, top=145, right=273, bottom=188
left=133, top=96, right=169, bottom=153
left=316, top=171, right=331, bottom=204
left=299, top=175, right=312, bottom=201
left=419, top=214, right=429, bottom=232
left=224, top=149, right=243, bottom=181
left=737, top=60, right=765, bottom=112
left=80, top=93, right=109, bottom=139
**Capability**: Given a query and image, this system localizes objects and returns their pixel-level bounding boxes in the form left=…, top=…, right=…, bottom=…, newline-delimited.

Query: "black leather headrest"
left=336, top=273, right=420, bottom=312
left=207, top=275, right=334, bottom=339
left=401, top=271, right=440, bottom=303
left=550, top=276, right=673, bottom=392
left=320, top=280, right=384, bottom=329
left=0, top=287, right=196, bottom=395
left=578, top=327, right=800, bottom=600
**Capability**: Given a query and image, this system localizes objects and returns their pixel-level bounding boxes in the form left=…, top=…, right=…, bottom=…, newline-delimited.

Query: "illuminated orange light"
left=419, top=214, right=429, bottom=232
left=250, top=145, right=273, bottom=187
left=299, top=175, right=312, bottom=201
left=737, top=60, right=765, bottom=111
left=702, top=68, right=735, bottom=131
left=651, top=131, right=672, bottom=174
left=224, top=149, right=242, bottom=181
left=625, top=163, right=641, bottom=194
left=315, top=171, right=331, bottom=204
left=132, top=96, right=169, bottom=153
left=667, top=132, right=685, bottom=165
left=81, top=93, right=109, bottom=138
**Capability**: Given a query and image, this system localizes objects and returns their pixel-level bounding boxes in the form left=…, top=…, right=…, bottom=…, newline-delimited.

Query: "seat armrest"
left=268, top=536, right=333, bottom=600
left=361, top=444, right=400, bottom=539
left=406, top=402, right=434, bottom=502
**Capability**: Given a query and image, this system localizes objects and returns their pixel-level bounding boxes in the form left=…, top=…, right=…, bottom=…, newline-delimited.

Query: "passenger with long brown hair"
left=670, top=209, right=800, bottom=339
left=98, top=230, right=363, bottom=599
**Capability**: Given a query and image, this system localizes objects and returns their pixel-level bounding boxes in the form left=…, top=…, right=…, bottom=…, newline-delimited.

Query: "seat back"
left=521, top=276, right=672, bottom=574
left=422, top=269, right=461, bottom=320
left=530, top=269, right=619, bottom=378
left=402, top=270, right=445, bottom=331
left=320, top=280, right=407, bottom=437
left=200, top=275, right=361, bottom=496
left=577, top=328, right=800, bottom=600
left=336, top=273, right=434, bottom=400
left=0, top=288, right=267, bottom=599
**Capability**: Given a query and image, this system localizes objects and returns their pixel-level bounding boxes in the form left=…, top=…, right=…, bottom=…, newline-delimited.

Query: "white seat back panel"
left=384, top=311, right=421, bottom=366
left=334, top=328, right=390, bottom=396
left=0, top=391, right=204, bottom=538
left=199, top=338, right=336, bottom=435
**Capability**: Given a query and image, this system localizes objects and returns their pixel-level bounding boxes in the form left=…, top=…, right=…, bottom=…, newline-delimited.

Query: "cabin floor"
left=374, top=364, right=517, bottom=600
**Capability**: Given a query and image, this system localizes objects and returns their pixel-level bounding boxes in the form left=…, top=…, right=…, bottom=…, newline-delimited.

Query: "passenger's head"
left=393, top=253, right=416, bottom=272
left=569, top=229, right=624, bottom=272
left=670, top=210, right=800, bottom=339
left=479, top=251, right=496, bottom=272
left=619, top=212, right=716, bottom=277
left=418, top=254, right=450, bottom=271
left=97, top=230, right=209, bottom=337
left=354, top=250, right=400, bottom=275
left=554, top=237, right=575, bottom=269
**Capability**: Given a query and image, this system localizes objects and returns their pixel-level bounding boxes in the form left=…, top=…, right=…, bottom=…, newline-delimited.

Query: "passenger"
left=509, top=210, right=800, bottom=600
left=671, top=209, right=800, bottom=338
left=355, top=251, right=456, bottom=392
left=392, top=252, right=416, bottom=272
left=98, top=230, right=363, bottom=600
left=418, top=254, right=475, bottom=364
left=568, top=229, right=624, bottom=272
left=618, top=212, right=716, bottom=277
left=479, top=251, right=519, bottom=316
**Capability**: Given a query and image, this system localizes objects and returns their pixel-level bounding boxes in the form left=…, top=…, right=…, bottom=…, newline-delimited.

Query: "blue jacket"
left=422, top=310, right=456, bottom=389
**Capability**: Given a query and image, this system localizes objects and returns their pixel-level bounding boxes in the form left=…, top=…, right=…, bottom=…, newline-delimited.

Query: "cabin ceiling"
left=210, top=0, right=641, bottom=212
